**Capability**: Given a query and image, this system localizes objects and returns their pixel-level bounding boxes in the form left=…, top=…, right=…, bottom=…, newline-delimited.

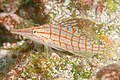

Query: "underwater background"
left=0, top=0, right=120, bottom=80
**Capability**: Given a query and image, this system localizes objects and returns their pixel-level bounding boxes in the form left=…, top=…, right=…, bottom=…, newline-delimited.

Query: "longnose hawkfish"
left=0, top=13, right=112, bottom=57
left=10, top=20, right=111, bottom=57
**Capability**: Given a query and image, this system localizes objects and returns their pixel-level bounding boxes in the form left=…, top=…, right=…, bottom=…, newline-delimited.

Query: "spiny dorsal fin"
left=51, top=15, right=110, bottom=46
left=52, top=15, right=101, bottom=30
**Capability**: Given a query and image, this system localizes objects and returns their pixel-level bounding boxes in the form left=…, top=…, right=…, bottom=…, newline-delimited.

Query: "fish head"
left=11, top=27, right=47, bottom=44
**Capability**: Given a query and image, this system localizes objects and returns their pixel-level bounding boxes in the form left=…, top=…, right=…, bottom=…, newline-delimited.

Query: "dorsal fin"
left=51, top=15, right=78, bottom=28
left=50, top=15, right=111, bottom=46
left=51, top=15, right=101, bottom=30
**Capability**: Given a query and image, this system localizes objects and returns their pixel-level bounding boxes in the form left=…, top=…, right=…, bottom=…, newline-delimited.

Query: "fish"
left=0, top=13, right=111, bottom=57
left=11, top=23, right=107, bottom=57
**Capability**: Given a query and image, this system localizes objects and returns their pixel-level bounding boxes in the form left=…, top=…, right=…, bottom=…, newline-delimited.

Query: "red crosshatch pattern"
left=32, top=24, right=106, bottom=54
left=0, top=13, right=107, bottom=55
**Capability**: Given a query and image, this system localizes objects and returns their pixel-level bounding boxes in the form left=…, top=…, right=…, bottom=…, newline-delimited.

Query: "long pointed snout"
left=10, top=27, right=43, bottom=44
left=11, top=28, right=32, bottom=36
left=11, top=28, right=35, bottom=41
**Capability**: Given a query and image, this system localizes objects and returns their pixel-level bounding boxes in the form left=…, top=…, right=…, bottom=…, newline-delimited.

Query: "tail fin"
left=102, top=35, right=113, bottom=48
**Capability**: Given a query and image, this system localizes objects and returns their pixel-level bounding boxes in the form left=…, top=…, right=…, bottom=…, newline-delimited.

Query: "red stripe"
left=71, top=30, right=75, bottom=52
left=78, top=36, right=81, bottom=52
left=50, top=25, right=52, bottom=39
left=85, top=36, right=87, bottom=51
left=59, top=25, right=63, bottom=48
left=92, top=44, right=94, bottom=52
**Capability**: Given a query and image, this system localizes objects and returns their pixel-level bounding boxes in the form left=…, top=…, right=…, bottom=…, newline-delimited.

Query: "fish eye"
left=33, top=30, right=37, bottom=34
